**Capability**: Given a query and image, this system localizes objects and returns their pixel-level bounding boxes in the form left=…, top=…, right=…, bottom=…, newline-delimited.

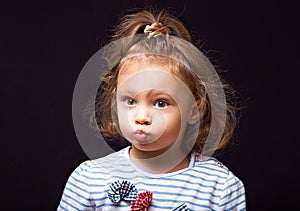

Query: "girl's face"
left=116, top=62, right=197, bottom=157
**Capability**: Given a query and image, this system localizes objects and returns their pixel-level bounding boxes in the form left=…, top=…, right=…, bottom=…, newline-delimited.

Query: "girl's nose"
left=135, top=106, right=151, bottom=125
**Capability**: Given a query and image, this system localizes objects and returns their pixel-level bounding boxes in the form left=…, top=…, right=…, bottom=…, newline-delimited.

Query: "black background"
left=1, top=0, right=299, bottom=210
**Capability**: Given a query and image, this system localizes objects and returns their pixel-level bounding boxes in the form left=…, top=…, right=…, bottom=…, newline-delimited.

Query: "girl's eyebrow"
left=116, top=87, right=136, bottom=94
left=118, top=88, right=172, bottom=96
left=146, top=89, right=173, bottom=96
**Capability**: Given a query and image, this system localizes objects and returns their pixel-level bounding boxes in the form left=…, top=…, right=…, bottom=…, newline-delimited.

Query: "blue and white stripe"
left=58, top=147, right=246, bottom=210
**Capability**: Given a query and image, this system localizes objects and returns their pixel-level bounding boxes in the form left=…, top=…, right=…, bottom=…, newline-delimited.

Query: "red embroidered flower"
left=130, top=191, right=153, bottom=211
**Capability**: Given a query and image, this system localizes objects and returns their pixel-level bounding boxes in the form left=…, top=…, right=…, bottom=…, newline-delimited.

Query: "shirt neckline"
left=122, top=146, right=197, bottom=178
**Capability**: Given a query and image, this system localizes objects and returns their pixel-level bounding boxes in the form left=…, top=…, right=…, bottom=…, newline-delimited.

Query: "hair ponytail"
left=112, top=10, right=191, bottom=42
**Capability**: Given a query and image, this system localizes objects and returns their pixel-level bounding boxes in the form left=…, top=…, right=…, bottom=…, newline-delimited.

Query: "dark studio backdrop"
left=1, top=0, right=298, bottom=210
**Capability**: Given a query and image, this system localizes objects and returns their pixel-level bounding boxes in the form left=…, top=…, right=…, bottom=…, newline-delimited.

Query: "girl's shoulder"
left=66, top=148, right=127, bottom=178
left=192, top=154, right=229, bottom=171
left=190, top=153, right=244, bottom=189
left=189, top=154, right=233, bottom=181
left=77, top=147, right=130, bottom=172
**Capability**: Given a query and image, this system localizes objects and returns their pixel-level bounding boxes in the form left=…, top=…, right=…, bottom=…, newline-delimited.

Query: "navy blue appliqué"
left=108, top=180, right=138, bottom=203
left=173, top=203, right=190, bottom=211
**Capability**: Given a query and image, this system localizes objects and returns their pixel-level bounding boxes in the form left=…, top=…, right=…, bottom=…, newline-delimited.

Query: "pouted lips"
left=133, top=130, right=148, bottom=141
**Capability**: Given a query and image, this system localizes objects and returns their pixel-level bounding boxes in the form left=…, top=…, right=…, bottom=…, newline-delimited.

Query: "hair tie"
left=144, top=22, right=171, bottom=37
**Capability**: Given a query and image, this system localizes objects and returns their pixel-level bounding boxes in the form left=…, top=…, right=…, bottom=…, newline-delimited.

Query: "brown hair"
left=112, top=9, right=191, bottom=42
left=95, top=9, right=237, bottom=155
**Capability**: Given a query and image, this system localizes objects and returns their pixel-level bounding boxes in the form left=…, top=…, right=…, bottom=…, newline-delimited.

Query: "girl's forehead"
left=117, top=62, right=177, bottom=83
left=118, top=67, right=180, bottom=89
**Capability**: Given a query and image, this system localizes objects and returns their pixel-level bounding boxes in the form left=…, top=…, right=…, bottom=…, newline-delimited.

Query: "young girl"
left=58, top=10, right=246, bottom=210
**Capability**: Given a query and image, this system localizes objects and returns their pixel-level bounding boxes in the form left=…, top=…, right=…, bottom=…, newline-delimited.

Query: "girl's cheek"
left=117, top=106, right=128, bottom=127
left=118, top=108, right=135, bottom=131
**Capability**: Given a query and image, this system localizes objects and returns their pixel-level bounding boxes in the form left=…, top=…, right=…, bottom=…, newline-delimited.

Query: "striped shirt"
left=57, top=147, right=246, bottom=210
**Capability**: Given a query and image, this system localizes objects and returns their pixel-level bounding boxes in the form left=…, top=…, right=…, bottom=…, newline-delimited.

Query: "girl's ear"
left=188, top=101, right=200, bottom=125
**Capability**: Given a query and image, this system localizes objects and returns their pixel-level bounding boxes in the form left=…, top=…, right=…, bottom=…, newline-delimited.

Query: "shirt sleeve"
left=218, top=171, right=246, bottom=211
left=57, top=161, right=95, bottom=211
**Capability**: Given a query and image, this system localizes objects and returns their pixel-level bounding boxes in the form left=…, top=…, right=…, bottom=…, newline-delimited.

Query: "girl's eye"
left=154, top=100, right=168, bottom=108
left=125, top=98, right=136, bottom=106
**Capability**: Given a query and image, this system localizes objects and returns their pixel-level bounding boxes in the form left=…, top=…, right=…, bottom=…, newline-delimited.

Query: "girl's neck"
left=129, top=146, right=190, bottom=174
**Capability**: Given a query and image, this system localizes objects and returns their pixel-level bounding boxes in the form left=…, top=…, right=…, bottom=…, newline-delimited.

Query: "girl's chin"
left=127, top=136, right=157, bottom=145
left=131, top=143, right=157, bottom=151
left=131, top=143, right=170, bottom=154
left=130, top=140, right=154, bottom=146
